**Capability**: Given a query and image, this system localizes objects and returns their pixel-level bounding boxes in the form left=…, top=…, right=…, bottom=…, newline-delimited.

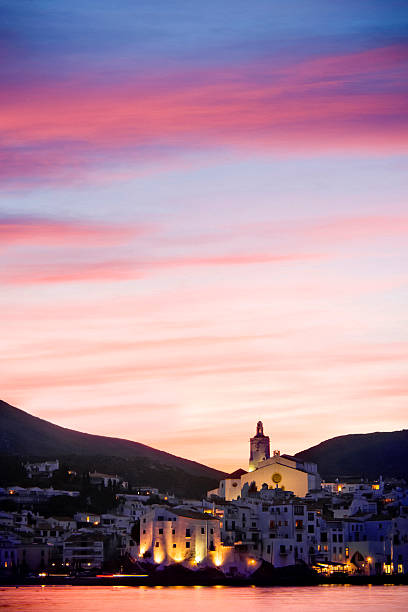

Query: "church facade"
left=209, top=421, right=321, bottom=501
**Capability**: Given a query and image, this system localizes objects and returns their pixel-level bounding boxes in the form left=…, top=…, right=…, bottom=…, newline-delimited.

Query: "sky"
left=1, top=1, right=407, bottom=472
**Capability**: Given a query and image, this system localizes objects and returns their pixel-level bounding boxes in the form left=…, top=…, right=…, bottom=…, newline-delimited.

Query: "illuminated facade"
left=139, top=506, right=223, bottom=567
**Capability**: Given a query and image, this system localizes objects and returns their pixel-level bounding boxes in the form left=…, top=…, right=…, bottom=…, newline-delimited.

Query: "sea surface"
left=1, top=585, right=408, bottom=612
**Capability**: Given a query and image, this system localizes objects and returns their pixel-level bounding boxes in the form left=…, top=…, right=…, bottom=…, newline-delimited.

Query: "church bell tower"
left=249, top=420, right=270, bottom=471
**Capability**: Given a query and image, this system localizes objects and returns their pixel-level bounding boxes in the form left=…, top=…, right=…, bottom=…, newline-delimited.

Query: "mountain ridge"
left=2, top=399, right=407, bottom=489
left=0, top=400, right=225, bottom=497
left=295, top=429, right=408, bottom=481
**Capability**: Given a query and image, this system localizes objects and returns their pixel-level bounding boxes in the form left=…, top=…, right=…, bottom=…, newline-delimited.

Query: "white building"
left=63, top=532, right=104, bottom=570
left=139, top=505, right=223, bottom=567
left=25, top=460, right=59, bottom=479
left=89, top=471, right=128, bottom=489
left=210, top=422, right=321, bottom=501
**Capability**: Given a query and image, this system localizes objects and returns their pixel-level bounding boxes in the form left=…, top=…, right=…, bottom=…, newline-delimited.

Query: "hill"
left=0, top=400, right=224, bottom=497
left=296, top=429, right=408, bottom=481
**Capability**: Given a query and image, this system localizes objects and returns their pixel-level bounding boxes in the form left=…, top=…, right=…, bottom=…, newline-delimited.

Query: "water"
left=1, top=585, right=408, bottom=612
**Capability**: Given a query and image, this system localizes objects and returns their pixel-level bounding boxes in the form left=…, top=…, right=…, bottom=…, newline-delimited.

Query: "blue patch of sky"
left=2, top=154, right=407, bottom=225
left=3, top=1, right=408, bottom=75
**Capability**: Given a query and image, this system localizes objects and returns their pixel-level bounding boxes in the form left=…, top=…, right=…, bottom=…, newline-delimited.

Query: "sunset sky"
left=1, top=1, right=407, bottom=472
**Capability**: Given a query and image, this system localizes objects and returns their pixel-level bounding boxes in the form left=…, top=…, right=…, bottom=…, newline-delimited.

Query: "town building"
left=25, top=460, right=59, bottom=479
left=209, top=422, right=321, bottom=500
left=139, top=505, right=223, bottom=567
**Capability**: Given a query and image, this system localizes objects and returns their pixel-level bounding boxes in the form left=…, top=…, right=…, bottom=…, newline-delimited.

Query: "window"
left=173, top=544, right=176, bottom=548
left=251, top=522, right=256, bottom=527
left=339, top=534, right=343, bottom=543
left=280, top=545, right=286, bottom=554
left=210, top=528, right=214, bottom=535
left=158, top=528, right=163, bottom=534
left=333, top=546, right=336, bottom=553
left=333, top=534, right=337, bottom=542
left=155, top=542, right=159, bottom=548
left=201, top=527, right=205, bottom=534
left=185, top=529, right=191, bottom=537
left=172, top=529, right=175, bottom=535
left=308, top=513, right=314, bottom=521
left=294, top=505, right=304, bottom=515
left=296, top=534, right=302, bottom=542
left=186, top=542, right=190, bottom=548
left=308, top=525, right=314, bottom=533
left=266, top=545, right=271, bottom=554
left=143, top=529, right=146, bottom=534
left=158, top=516, right=164, bottom=521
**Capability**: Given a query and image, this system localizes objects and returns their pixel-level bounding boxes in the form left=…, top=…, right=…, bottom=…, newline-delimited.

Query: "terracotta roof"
left=225, top=468, right=247, bottom=479
left=172, top=508, right=219, bottom=521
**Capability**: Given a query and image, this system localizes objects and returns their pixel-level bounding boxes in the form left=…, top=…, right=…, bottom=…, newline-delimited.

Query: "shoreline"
left=1, top=575, right=407, bottom=588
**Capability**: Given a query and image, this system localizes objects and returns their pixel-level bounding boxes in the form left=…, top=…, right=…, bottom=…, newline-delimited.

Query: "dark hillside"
left=0, top=400, right=224, bottom=497
left=296, top=429, right=408, bottom=481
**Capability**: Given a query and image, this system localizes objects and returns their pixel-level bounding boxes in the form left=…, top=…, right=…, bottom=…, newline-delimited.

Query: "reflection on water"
left=1, top=585, right=408, bottom=612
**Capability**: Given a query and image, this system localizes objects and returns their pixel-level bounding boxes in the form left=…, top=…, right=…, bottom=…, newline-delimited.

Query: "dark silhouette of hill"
left=296, top=429, right=408, bottom=481
left=0, top=400, right=224, bottom=497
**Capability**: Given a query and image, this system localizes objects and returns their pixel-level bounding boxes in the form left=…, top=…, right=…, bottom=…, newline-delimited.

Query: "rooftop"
left=225, top=468, right=247, bottom=479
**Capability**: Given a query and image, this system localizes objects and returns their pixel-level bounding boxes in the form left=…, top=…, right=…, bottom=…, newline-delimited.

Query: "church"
left=209, top=421, right=321, bottom=501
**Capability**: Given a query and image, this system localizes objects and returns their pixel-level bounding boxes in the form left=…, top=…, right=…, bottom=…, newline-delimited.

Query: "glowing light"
left=214, top=553, right=223, bottom=567
left=154, top=552, right=164, bottom=564
left=86, top=516, right=90, bottom=522
left=38, top=572, right=47, bottom=577
left=367, top=557, right=372, bottom=563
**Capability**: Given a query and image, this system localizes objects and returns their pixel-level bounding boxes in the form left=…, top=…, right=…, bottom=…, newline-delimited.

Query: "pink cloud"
left=0, top=251, right=321, bottom=285
left=1, top=43, right=407, bottom=185
left=0, top=217, right=149, bottom=247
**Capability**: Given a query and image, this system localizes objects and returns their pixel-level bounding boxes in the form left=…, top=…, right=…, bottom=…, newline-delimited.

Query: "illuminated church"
left=209, top=421, right=321, bottom=501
